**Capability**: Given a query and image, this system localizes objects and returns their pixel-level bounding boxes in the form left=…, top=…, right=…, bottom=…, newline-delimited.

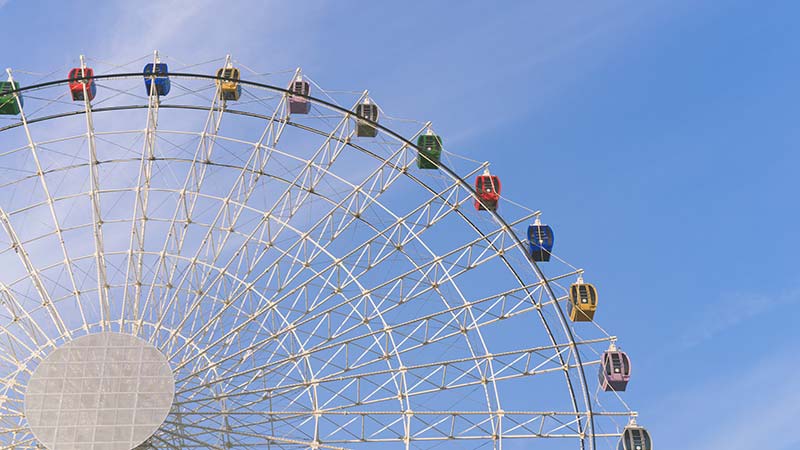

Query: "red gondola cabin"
left=474, top=173, right=501, bottom=211
left=68, top=68, right=97, bottom=102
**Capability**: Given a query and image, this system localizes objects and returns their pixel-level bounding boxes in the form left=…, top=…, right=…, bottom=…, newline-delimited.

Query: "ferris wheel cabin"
left=289, top=78, right=311, bottom=114
left=68, top=68, right=97, bottom=102
left=143, top=63, right=170, bottom=96
left=599, top=348, right=631, bottom=391
left=355, top=101, right=379, bottom=137
left=416, top=132, right=442, bottom=169
left=527, top=223, right=554, bottom=261
left=474, top=174, right=501, bottom=211
left=617, top=424, right=652, bottom=450
left=569, top=281, right=597, bottom=322
left=0, top=81, right=21, bottom=115
left=216, top=66, right=241, bottom=101
left=0, top=54, right=657, bottom=449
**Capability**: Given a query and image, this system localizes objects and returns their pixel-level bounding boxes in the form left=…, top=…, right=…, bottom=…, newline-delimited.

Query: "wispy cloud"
left=679, top=287, right=800, bottom=348
left=384, top=1, right=690, bottom=148
left=656, top=346, right=800, bottom=450
left=97, top=1, right=314, bottom=68
left=106, top=0, right=218, bottom=60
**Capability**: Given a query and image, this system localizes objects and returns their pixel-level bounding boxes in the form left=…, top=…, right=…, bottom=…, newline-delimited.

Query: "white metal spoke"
left=0, top=207, right=67, bottom=339
left=0, top=64, right=640, bottom=449
left=170, top=210, right=544, bottom=389
left=80, top=58, right=111, bottom=330
left=7, top=71, right=85, bottom=338
left=122, top=54, right=161, bottom=330
left=139, top=79, right=225, bottom=335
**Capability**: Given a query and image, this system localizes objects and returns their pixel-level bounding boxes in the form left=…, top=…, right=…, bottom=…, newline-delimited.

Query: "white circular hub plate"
left=25, top=332, right=174, bottom=449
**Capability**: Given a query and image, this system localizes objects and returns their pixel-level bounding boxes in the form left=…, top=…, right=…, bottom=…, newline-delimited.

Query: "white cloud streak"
left=679, top=288, right=800, bottom=348
left=656, top=346, right=800, bottom=449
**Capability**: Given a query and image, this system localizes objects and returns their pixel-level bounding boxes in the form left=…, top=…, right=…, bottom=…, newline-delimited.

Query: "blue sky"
left=2, top=0, right=799, bottom=448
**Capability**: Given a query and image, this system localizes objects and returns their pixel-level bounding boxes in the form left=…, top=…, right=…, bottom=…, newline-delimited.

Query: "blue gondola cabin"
left=474, top=174, right=500, bottom=211
left=527, top=223, right=554, bottom=261
left=68, top=68, right=97, bottom=102
left=143, top=63, right=170, bottom=96
left=0, top=81, right=21, bottom=115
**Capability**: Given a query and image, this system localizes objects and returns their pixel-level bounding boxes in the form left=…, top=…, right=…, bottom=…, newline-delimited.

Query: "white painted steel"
left=0, top=55, right=639, bottom=449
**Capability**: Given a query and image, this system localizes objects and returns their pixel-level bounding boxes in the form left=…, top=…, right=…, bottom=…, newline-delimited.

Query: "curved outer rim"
left=2, top=72, right=602, bottom=448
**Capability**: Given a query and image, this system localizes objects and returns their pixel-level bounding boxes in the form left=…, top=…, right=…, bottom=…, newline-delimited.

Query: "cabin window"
left=612, top=354, right=622, bottom=373
left=293, top=81, right=309, bottom=95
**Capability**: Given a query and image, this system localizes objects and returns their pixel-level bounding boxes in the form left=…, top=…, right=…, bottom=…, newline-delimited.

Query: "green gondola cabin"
left=355, top=100, right=379, bottom=137
left=0, top=81, right=22, bottom=115
left=416, top=132, right=442, bottom=169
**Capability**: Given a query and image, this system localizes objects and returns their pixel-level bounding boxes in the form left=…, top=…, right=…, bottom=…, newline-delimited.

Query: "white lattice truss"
left=0, top=55, right=636, bottom=449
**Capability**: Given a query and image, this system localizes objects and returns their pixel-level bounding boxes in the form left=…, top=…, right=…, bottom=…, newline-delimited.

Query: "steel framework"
left=0, top=54, right=637, bottom=449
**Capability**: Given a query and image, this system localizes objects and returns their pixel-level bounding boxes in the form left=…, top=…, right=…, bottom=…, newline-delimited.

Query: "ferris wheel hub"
left=24, top=332, right=174, bottom=449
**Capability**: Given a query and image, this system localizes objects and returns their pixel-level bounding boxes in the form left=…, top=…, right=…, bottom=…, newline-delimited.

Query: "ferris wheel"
left=0, top=52, right=653, bottom=450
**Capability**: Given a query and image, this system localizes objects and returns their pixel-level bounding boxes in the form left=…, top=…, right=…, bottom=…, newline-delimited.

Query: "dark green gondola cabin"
left=0, top=81, right=22, bottom=115
left=416, top=133, right=442, bottom=169
left=355, top=101, right=379, bottom=137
